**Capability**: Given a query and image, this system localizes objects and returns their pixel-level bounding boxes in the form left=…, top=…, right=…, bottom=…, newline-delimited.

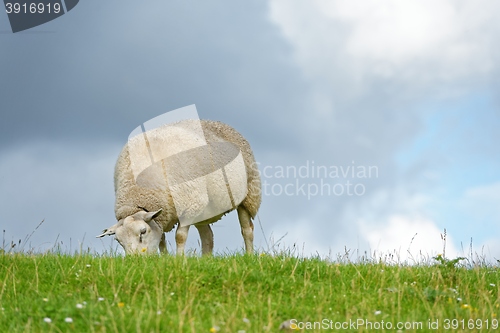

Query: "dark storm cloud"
left=0, top=0, right=308, bottom=151
left=0, top=1, right=314, bottom=254
left=0, top=0, right=419, bottom=254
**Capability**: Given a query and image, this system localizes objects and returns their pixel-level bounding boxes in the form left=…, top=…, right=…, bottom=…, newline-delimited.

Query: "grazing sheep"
left=96, top=119, right=261, bottom=255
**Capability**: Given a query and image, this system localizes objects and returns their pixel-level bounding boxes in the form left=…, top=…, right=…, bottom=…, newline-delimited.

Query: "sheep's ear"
left=144, top=209, right=162, bottom=222
left=96, top=220, right=123, bottom=238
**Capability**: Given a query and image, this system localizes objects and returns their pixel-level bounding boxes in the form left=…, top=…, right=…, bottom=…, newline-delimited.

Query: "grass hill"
left=1, top=252, right=499, bottom=332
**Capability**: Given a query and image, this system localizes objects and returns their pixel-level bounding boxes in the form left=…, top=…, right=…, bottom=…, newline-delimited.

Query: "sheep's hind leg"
left=237, top=206, right=254, bottom=254
left=175, top=224, right=190, bottom=255
left=195, top=224, right=214, bottom=256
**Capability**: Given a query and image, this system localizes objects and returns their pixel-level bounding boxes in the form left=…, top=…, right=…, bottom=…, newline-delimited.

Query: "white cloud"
left=317, top=1, right=457, bottom=61
left=271, top=219, right=337, bottom=258
left=358, top=214, right=460, bottom=263
left=269, top=0, right=500, bottom=94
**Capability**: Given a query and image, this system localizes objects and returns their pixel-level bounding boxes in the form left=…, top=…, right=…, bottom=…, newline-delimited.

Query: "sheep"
left=96, top=119, right=261, bottom=255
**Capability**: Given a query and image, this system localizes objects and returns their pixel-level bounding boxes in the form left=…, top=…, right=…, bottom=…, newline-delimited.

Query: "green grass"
left=0, top=252, right=499, bottom=332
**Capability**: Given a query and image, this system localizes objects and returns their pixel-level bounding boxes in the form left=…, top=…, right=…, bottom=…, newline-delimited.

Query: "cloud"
left=0, top=1, right=314, bottom=254
left=0, top=0, right=308, bottom=152
left=358, top=215, right=460, bottom=262
left=263, top=0, right=500, bottom=261
left=0, top=141, right=117, bottom=253
left=269, top=0, right=500, bottom=95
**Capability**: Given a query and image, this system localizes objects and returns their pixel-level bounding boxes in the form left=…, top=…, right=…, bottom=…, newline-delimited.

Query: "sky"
left=1, top=0, right=499, bottom=263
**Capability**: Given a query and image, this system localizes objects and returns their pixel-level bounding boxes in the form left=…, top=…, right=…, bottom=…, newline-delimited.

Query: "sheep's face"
left=96, top=210, right=163, bottom=255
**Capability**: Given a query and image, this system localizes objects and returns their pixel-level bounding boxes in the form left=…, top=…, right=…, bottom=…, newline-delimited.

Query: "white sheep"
left=96, top=119, right=261, bottom=255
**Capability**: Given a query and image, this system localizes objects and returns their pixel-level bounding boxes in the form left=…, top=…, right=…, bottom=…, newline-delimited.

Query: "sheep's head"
left=96, top=209, right=163, bottom=254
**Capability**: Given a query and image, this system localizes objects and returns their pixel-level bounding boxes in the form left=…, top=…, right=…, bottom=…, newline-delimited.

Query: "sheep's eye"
left=139, top=227, right=147, bottom=243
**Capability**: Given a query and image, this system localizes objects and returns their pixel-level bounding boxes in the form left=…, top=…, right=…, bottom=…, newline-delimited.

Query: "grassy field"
left=0, top=252, right=499, bottom=332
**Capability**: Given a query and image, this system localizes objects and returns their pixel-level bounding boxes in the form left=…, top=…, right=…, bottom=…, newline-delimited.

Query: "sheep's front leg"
left=175, top=224, right=190, bottom=255
left=237, top=206, right=254, bottom=254
left=195, top=224, right=214, bottom=255
left=159, top=233, right=167, bottom=254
